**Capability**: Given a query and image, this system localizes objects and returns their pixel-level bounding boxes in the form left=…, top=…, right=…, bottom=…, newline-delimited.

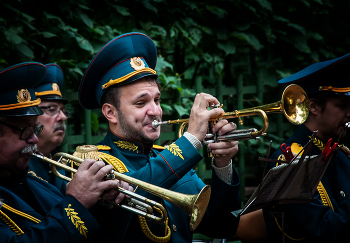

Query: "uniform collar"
left=107, top=129, right=153, bottom=155
left=0, top=166, right=29, bottom=182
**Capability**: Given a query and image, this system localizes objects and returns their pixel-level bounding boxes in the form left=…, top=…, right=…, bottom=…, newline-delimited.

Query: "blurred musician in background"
left=0, top=62, right=131, bottom=243
left=78, top=32, right=241, bottom=242
left=236, top=53, right=350, bottom=242
left=29, top=63, right=68, bottom=191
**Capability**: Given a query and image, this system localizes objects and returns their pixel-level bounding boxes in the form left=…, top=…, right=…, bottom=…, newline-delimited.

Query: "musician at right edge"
left=78, top=32, right=241, bottom=242
left=236, top=53, right=350, bottom=242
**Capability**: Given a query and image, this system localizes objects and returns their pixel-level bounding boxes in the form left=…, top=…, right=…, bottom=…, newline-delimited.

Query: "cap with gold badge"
left=78, top=32, right=158, bottom=109
left=278, top=52, right=350, bottom=95
left=34, top=63, right=68, bottom=104
left=0, top=62, right=46, bottom=116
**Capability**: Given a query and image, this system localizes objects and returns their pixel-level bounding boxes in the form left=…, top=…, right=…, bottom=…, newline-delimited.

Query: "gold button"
left=172, top=224, right=177, bottom=232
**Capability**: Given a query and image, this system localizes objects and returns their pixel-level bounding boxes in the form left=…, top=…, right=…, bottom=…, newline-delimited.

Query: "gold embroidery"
left=166, top=143, right=184, bottom=160
left=28, top=171, right=48, bottom=183
left=309, top=135, right=324, bottom=151
left=130, top=57, right=145, bottom=71
left=114, top=141, right=138, bottom=153
left=98, top=152, right=129, bottom=173
left=16, top=89, right=31, bottom=103
left=65, top=204, right=88, bottom=239
left=317, top=181, right=334, bottom=211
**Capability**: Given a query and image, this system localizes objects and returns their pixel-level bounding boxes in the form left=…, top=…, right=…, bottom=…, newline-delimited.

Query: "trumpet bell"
left=281, top=84, right=309, bottom=125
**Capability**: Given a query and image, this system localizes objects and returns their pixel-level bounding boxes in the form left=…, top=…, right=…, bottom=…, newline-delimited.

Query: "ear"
left=308, top=98, right=321, bottom=115
left=102, top=103, right=118, bottom=124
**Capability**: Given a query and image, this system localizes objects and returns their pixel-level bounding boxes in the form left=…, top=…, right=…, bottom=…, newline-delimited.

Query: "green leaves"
left=15, top=43, right=34, bottom=58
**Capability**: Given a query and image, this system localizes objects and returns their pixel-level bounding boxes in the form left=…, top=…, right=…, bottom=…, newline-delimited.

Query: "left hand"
left=209, top=120, right=239, bottom=168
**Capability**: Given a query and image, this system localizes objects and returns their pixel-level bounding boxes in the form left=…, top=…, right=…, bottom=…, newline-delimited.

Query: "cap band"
left=102, top=68, right=156, bottom=89
left=35, top=90, right=62, bottom=97
left=0, top=99, right=41, bottom=111
left=319, top=86, right=350, bottom=92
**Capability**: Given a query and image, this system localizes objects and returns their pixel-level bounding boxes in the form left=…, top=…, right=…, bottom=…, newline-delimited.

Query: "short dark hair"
left=101, top=76, right=161, bottom=111
left=308, top=91, right=341, bottom=112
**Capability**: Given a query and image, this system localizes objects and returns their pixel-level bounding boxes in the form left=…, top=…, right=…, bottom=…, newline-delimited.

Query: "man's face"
left=38, top=100, right=67, bottom=151
left=0, top=116, right=39, bottom=172
left=316, top=96, right=350, bottom=141
left=115, top=78, right=162, bottom=143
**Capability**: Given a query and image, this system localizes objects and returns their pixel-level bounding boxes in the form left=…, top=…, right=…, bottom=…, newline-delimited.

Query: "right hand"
left=187, top=93, right=224, bottom=142
left=66, top=159, right=123, bottom=209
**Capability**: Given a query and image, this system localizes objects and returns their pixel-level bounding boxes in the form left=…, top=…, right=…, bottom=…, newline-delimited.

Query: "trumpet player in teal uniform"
left=0, top=62, right=131, bottom=243
left=237, top=53, right=350, bottom=243
left=29, top=63, right=69, bottom=192
left=78, top=32, right=241, bottom=242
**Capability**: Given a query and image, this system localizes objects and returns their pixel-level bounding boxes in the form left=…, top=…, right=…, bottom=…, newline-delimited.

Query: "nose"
left=57, top=109, right=67, bottom=121
left=26, top=132, right=39, bottom=144
left=147, top=102, right=162, bottom=117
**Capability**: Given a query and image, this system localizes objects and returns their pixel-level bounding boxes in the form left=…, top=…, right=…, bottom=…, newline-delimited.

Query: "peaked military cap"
left=34, top=63, right=68, bottom=104
left=278, top=53, right=350, bottom=95
left=78, top=32, right=158, bottom=109
left=0, top=62, right=45, bottom=116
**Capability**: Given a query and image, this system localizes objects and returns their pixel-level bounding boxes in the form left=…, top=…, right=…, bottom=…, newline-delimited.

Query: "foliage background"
left=1, top=0, right=350, bottom=200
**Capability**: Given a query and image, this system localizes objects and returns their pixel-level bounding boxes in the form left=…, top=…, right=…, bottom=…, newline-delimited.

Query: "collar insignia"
left=114, top=140, right=139, bottom=153
left=16, top=89, right=31, bottom=103
left=130, top=57, right=145, bottom=71
left=309, top=135, right=324, bottom=151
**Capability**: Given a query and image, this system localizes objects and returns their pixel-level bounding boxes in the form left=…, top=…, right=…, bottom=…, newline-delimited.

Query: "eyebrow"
left=135, top=91, right=161, bottom=100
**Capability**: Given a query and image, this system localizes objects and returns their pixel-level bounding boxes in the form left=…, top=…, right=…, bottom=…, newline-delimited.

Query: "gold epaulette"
left=72, top=145, right=128, bottom=173
left=152, top=145, right=165, bottom=151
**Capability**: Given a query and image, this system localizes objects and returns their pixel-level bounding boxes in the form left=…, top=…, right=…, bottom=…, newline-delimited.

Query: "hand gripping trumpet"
left=30, top=152, right=211, bottom=231
left=152, top=84, right=309, bottom=143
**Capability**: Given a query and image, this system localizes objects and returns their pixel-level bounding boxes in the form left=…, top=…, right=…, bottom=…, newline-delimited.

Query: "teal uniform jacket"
left=93, top=130, right=241, bottom=243
left=29, top=151, right=67, bottom=193
left=263, top=124, right=350, bottom=242
left=0, top=167, right=100, bottom=243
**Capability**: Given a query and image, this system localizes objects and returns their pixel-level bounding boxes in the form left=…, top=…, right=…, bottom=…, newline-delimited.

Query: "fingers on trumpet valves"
left=208, top=140, right=239, bottom=155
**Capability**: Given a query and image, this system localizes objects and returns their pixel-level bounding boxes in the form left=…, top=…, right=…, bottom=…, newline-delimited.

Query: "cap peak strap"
left=319, top=86, right=350, bottom=92
left=102, top=68, right=156, bottom=89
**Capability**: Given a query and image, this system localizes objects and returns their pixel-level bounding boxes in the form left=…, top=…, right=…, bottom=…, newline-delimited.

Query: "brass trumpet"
left=31, top=152, right=210, bottom=231
left=152, top=84, right=309, bottom=140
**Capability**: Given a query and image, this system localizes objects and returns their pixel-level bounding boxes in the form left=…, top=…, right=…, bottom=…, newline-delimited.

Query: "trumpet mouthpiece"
left=152, top=120, right=160, bottom=129
left=152, top=120, right=166, bottom=129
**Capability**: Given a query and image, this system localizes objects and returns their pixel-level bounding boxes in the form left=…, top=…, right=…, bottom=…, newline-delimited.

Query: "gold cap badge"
left=130, top=57, right=145, bottom=71
left=52, top=83, right=60, bottom=91
left=17, top=89, right=31, bottom=103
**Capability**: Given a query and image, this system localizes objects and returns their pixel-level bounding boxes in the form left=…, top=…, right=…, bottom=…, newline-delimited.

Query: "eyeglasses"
left=0, top=121, right=44, bottom=140
left=39, top=105, right=71, bottom=118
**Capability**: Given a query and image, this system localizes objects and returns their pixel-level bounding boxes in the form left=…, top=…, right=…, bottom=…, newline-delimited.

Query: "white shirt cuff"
left=211, top=158, right=233, bottom=185
left=183, top=132, right=202, bottom=150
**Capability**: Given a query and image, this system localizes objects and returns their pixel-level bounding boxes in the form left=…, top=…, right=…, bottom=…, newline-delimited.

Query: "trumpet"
left=152, top=84, right=309, bottom=141
left=31, top=152, right=210, bottom=231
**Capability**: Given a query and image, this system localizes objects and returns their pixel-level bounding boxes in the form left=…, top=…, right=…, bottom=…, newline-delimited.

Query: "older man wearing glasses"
left=28, top=63, right=70, bottom=191
left=0, top=62, right=131, bottom=243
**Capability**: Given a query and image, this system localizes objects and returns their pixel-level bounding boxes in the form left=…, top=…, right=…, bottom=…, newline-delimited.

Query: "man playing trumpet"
left=78, top=32, right=241, bottom=242
left=0, top=62, right=131, bottom=243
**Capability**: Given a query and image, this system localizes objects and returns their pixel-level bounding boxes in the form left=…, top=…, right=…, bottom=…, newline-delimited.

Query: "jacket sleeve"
left=0, top=195, right=99, bottom=243
left=194, top=167, right=241, bottom=238
left=125, top=136, right=203, bottom=198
